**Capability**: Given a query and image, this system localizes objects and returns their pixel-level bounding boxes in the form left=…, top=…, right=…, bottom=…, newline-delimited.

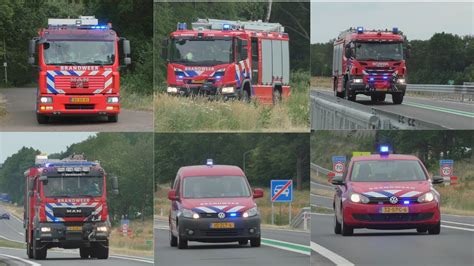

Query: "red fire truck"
left=332, top=27, right=409, bottom=104
left=163, top=18, right=290, bottom=104
left=24, top=154, right=119, bottom=260
left=28, top=16, right=131, bottom=124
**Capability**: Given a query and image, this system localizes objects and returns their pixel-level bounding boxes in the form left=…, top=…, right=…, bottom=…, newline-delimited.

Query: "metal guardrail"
left=407, top=84, right=474, bottom=95
left=290, top=206, right=311, bottom=230
left=311, top=91, right=449, bottom=130
left=310, top=163, right=330, bottom=175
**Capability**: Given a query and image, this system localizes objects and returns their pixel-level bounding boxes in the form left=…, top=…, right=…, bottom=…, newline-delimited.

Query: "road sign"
left=439, top=160, right=454, bottom=177
left=271, top=179, right=293, bottom=202
left=332, top=156, right=346, bottom=176
left=121, top=218, right=130, bottom=236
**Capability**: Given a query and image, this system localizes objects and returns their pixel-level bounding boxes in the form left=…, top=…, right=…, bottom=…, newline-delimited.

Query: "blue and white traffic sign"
left=271, top=179, right=293, bottom=202
left=439, top=160, right=454, bottom=177
left=332, top=156, right=347, bottom=176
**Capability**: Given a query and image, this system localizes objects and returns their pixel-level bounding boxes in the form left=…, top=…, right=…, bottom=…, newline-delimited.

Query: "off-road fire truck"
left=24, top=154, right=119, bottom=260
left=28, top=16, right=131, bottom=124
left=163, top=18, right=290, bottom=104
left=332, top=27, right=409, bottom=104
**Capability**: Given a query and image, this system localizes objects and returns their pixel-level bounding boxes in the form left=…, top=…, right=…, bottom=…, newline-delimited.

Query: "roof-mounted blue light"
left=206, top=159, right=214, bottom=167
left=357, top=26, right=364, bottom=34
left=392, top=27, right=399, bottom=34
left=222, top=24, right=231, bottom=31
left=379, top=145, right=391, bottom=156
left=177, top=22, right=187, bottom=31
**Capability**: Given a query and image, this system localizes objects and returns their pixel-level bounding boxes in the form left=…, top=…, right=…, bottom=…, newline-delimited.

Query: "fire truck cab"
left=163, top=19, right=290, bottom=104
left=332, top=27, right=409, bottom=104
left=28, top=16, right=131, bottom=124
left=24, top=154, right=119, bottom=260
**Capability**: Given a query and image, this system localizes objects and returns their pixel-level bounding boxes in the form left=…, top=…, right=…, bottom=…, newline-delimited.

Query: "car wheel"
left=428, top=222, right=441, bottom=235
left=250, top=236, right=261, bottom=247
left=341, top=212, right=353, bottom=236
left=177, top=226, right=188, bottom=249
left=170, top=230, right=177, bottom=247
left=334, top=213, right=342, bottom=234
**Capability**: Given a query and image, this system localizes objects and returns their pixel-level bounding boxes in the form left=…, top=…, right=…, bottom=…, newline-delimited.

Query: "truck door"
left=251, top=38, right=259, bottom=85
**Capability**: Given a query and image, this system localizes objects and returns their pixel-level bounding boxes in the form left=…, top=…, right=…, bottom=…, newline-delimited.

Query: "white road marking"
left=311, top=241, right=354, bottom=266
left=311, top=194, right=332, bottom=199
left=0, top=254, right=40, bottom=266
left=441, top=225, right=474, bottom=232
left=109, top=254, right=154, bottom=264
left=442, top=220, right=474, bottom=227
left=0, top=235, right=23, bottom=244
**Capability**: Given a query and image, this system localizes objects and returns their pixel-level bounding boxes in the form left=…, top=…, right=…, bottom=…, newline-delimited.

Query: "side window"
left=251, top=38, right=259, bottom=85
left=174, top=177, right=181, bottom=197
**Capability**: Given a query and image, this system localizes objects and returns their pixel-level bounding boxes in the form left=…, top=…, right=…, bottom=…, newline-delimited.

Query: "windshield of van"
left=183, top=176, right=250, bottom=198
left=350, top=160, right=427, bottom=182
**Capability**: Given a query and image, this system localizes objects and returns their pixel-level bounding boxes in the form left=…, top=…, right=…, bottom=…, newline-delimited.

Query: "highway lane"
left=312, top=89, right=474, bottom=129
left=0, top=88, right=153, bottom=132
left=0, top=206, right=24, bottom=243
left=155, top=219, right=310, bottom=266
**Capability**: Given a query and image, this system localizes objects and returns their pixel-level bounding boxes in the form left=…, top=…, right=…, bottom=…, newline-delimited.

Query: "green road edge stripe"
left=262, top=238, right=311, bottom=253
left=405, top=102, right=474, bottom=118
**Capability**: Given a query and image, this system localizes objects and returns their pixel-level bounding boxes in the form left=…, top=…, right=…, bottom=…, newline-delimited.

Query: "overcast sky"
left=0, top=132, right=96, bottom=163
left=311, top=1, right=473, bottom=43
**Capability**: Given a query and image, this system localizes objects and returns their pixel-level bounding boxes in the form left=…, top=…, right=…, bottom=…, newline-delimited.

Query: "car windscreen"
left=170, top=38, right=233, bottom=66
left=44, top=41, right=115, bottom=65
left=43, top=176, right=103, bottom=197
left=350, top=160, right=427, bottom=182
left=354, top=42, right=403, bottom=61
left=183, top=176, right=250, bottom=198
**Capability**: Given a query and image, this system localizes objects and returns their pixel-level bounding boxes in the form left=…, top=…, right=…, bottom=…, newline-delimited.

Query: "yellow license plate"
left=70, top=97, right=90, bottom=103
left=380, top=207, right=409, bottom=213
left=192, top=79, right=205, bottom=84
left=210, top=222, right=235, bottom=229
left=67, top=226, right=82, bottom=231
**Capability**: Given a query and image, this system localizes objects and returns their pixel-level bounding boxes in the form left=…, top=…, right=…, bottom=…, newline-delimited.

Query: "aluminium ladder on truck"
left=192, top=18, right=285, bottom=33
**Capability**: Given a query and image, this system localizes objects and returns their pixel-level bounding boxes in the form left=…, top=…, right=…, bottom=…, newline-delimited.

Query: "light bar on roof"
left=48, top=16, right=98, bottom=26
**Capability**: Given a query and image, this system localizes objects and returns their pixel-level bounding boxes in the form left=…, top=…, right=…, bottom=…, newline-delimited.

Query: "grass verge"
left=109, top=219, right=154, bottom=257
left=120, top=85, right=153, bottom=112
left=311, top=76, right=332, bottom=89
left=0, top=93, right=6, bottom=118
left=0, top=239, right=24, bottom=249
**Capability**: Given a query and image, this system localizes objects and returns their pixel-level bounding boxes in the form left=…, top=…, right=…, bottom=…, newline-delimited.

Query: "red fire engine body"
left=24, top=155, right=118, bottom=260
left=164, top=19, right=290, bottom=104
left=332, top=27, right=408, bottom=104
left=29, top=16, right=131, bottom=124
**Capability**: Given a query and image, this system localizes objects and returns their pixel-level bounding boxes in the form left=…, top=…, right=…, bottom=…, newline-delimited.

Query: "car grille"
left=198, top=213, right=242, bottom=218
left=203, top=229, right=244, bottom=237
left=367, top=197, right=418, bottom=204
left=353, top=213, right=434, bottom=222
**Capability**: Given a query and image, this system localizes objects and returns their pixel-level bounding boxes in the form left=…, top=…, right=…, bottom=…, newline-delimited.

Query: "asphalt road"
left=310, top=188, right=474, bottom=266
left=0, top=88, right=153, bottom=132
left=155, top=219, right=310, bottom=266
left=312, top=89, right=474, bottom=129
left=0, top=206, right=153, bottom=266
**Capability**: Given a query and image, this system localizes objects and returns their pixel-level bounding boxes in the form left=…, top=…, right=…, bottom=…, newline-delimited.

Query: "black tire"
left=250, top=236, right=261, bottom=247
left=170, top=230, right=177, bottom=247
left=177, top=235, right=188, bottom=249
left=32, top=237, right=47, bottom=260
left=79, top=247, right=91, bottom=259
left=272, top=89, right=282, bottom=104
left=378, top=94, right=386, bottom=102
left=334, top=214, right=342, bottom=234
left=428, top=222, right=441, bottom=235
left=92, top=240, right=109, bottom=259
left=241, top=89, right=250, bottom=103
left=107, top=114, right=118, bottom=123
left=238, top=240, right=248, bottom=246
left=36, top=114, right=49, bottom=124
left=345, top=81, right=355, bottom=101
left=416, top=227, right=428, bottom=233
left=27, top=241, right=33, bottom=259
left=334, top=79, right=343, bottom=98
left=341, top=213, right=353, bottom=236
left=392, top=93, right=404, bottom=104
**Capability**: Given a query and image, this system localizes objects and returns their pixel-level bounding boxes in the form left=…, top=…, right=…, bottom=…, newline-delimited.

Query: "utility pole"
left=242, top=150, right=252, bottom=174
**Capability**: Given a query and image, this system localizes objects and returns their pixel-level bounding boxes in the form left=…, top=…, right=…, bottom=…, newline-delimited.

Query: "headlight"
left=352, top=79, right=363, bottom=84
left=40, top=97, right=52, bottom=103
left=40, top=227, right=51, bottom=233
left=350, top=193, right=369, bottom=203
left=243, top=207, right=258, bottom=218
left=182, top=209, right=200, bottom=219
left=167, top=87, right=178, bottom=93
left=97, top=226, right=108, bottom=232
left=397, top=78, right=406, bottom=84
left=221, top=87, right=235, bottom=94
left=417, top=192, right=434, bottom=203
left=107, top=97, right=119, bottom=103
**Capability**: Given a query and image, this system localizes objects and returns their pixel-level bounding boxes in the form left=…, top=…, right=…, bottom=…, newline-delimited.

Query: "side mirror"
left=331, top=175, right=345, bottom=186
left=124, top=57, right=131, bottom=65
left=168, top=189, right=179, bottom=201
left=432, top=175, right=444, bottom=184
left=252, top=188, right=264, bottom=199
left=404, top=45, right=411, bottom=59
left=327, top=172, right=336, bottom=183
left=161, top=38, right=169, bottom=60
left=29, top=40, right=36, bottom=55
left=123, top=40, right=131, bottom=55
left=111, top=176, right=119, bottom=195
left=28, top=56, right=35, bottom=65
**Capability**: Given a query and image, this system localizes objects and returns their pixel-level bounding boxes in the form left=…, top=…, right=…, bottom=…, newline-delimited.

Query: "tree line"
left=311, top=33, right=474, bottom=85
left=0, top=0, right=152, bottom=95
left=0, top=133, right=153, bottom=224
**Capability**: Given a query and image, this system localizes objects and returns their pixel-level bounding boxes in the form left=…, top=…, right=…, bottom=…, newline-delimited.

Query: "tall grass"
left=109, top=219, right=154, bottom=257
left=0, top=93, right=6, bottom=117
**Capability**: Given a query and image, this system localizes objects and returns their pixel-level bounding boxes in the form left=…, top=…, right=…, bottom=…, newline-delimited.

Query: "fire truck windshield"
left=170, top=38, right=232, bottom=66
left=350, top=160, right=427, bottom=182
left=43, top=41, right=115, bottom=65
left=43, top=176, right=104, bottom=197
left=183, top=176, right=250, bottom=198
left=354, top=42, right=403, bottom=61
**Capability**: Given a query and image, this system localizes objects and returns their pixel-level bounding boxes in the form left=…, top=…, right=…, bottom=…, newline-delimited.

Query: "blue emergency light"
left=177, top=22, right=187, bottom=31
left=206, top=159, right=214, bottom=167
left=403, top=200, right=410, bottom=205
left=383, top=76, right=389, bottom=80
left=369, top=77, right=375, bottom=82
left=392, top=27, right=399, bottom=34
left=222, top=24, right=231, bottom=31
left=379, top=145, right=391, bottom=156
left=229, top=213, right=237, bottom=217
left=357, top=27, right=364, bottom=34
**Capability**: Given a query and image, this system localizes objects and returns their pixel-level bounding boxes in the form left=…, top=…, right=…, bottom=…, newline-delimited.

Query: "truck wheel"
left=93, top=241, right=109, bottom=259
left=334, top=214, right=341, bottom=234
left=107, top=114, right=118, bottom=123
left=238, top=240, right=248, bottom=245
left=170, top=230, right=178, bottom=247
left=250, top=236, right=261, bottom=247
left=36, top=114, right=49, bottom=124
left=27, top=242, right=33, bottom=259
left=392, top=93, right=404, bottom=104
left=345, top=81, right=355, bottom=101
left=341, top=213, right=353, bottom=236
left=428, top=222, right=441, bottom=235
left=79, top=247, right=91, bottom=259
left=272, top=89, right=282, bottom=104
left=241, top=89, right=250, bottom=103
left=33, top=238, right=47, bottom=260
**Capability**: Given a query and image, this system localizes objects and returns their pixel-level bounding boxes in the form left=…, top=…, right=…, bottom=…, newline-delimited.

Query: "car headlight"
left=182, top=209, right=200, bottom=219
left=350, top=193, right=369, bottom=203
left=397, top=78, right=406, bottom=84
left=417, top=192, right=434, bottom=203
left=107, top=97, right=119, bottom=103
left=40, top=227, right=51, bottom=233
left=243, top=207, right=258, bottom=218
left=352, top=78, right=363, bottom=84
left=167, top=87, right=178, bottom=93
left=40, top=97, right=52, bottom=103
left=97, top=226, right=108, bottom=232
left=221, top=87, right=235, bottom=94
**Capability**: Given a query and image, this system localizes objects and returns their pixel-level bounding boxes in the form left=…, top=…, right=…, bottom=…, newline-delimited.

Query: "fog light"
left=167, top=87, right=178, bottom=93
left=249, top=228, right=255, bottom=234
left=106, top=106, right=114, bottom=110
left=41, top=227, right=51, bottom=233
left=97, top=226, right=108, bottom=232
left=397, top=78, right=406, bottom=84
left=107, top=97, right=119, bottom=103
left=187, top=229, right=194, bottom=235
left=221, top=87, right=235, bottom=94
left=352, top=79, right=363, bottom=84
left=45, top=106, right=53, bottom=110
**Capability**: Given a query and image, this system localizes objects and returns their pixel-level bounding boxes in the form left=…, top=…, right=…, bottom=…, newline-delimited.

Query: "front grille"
left=353, top=213, right=434, bottom=222
left=198, top=213, right=242, bottom=218
left=367, top=197, right=418, bottom=204
left=65, top=104, right=94, bottom=110
left=203, top=229, right=244, bottom=237
left=55, top=76, right=105, bottom=90
left=53, top=207, right=95, bottom=217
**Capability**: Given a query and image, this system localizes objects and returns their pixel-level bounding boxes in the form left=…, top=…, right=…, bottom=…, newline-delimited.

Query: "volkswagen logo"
left=217, top=212, right=226, bottom=219
left=389, top=196, right=398, bottom=204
